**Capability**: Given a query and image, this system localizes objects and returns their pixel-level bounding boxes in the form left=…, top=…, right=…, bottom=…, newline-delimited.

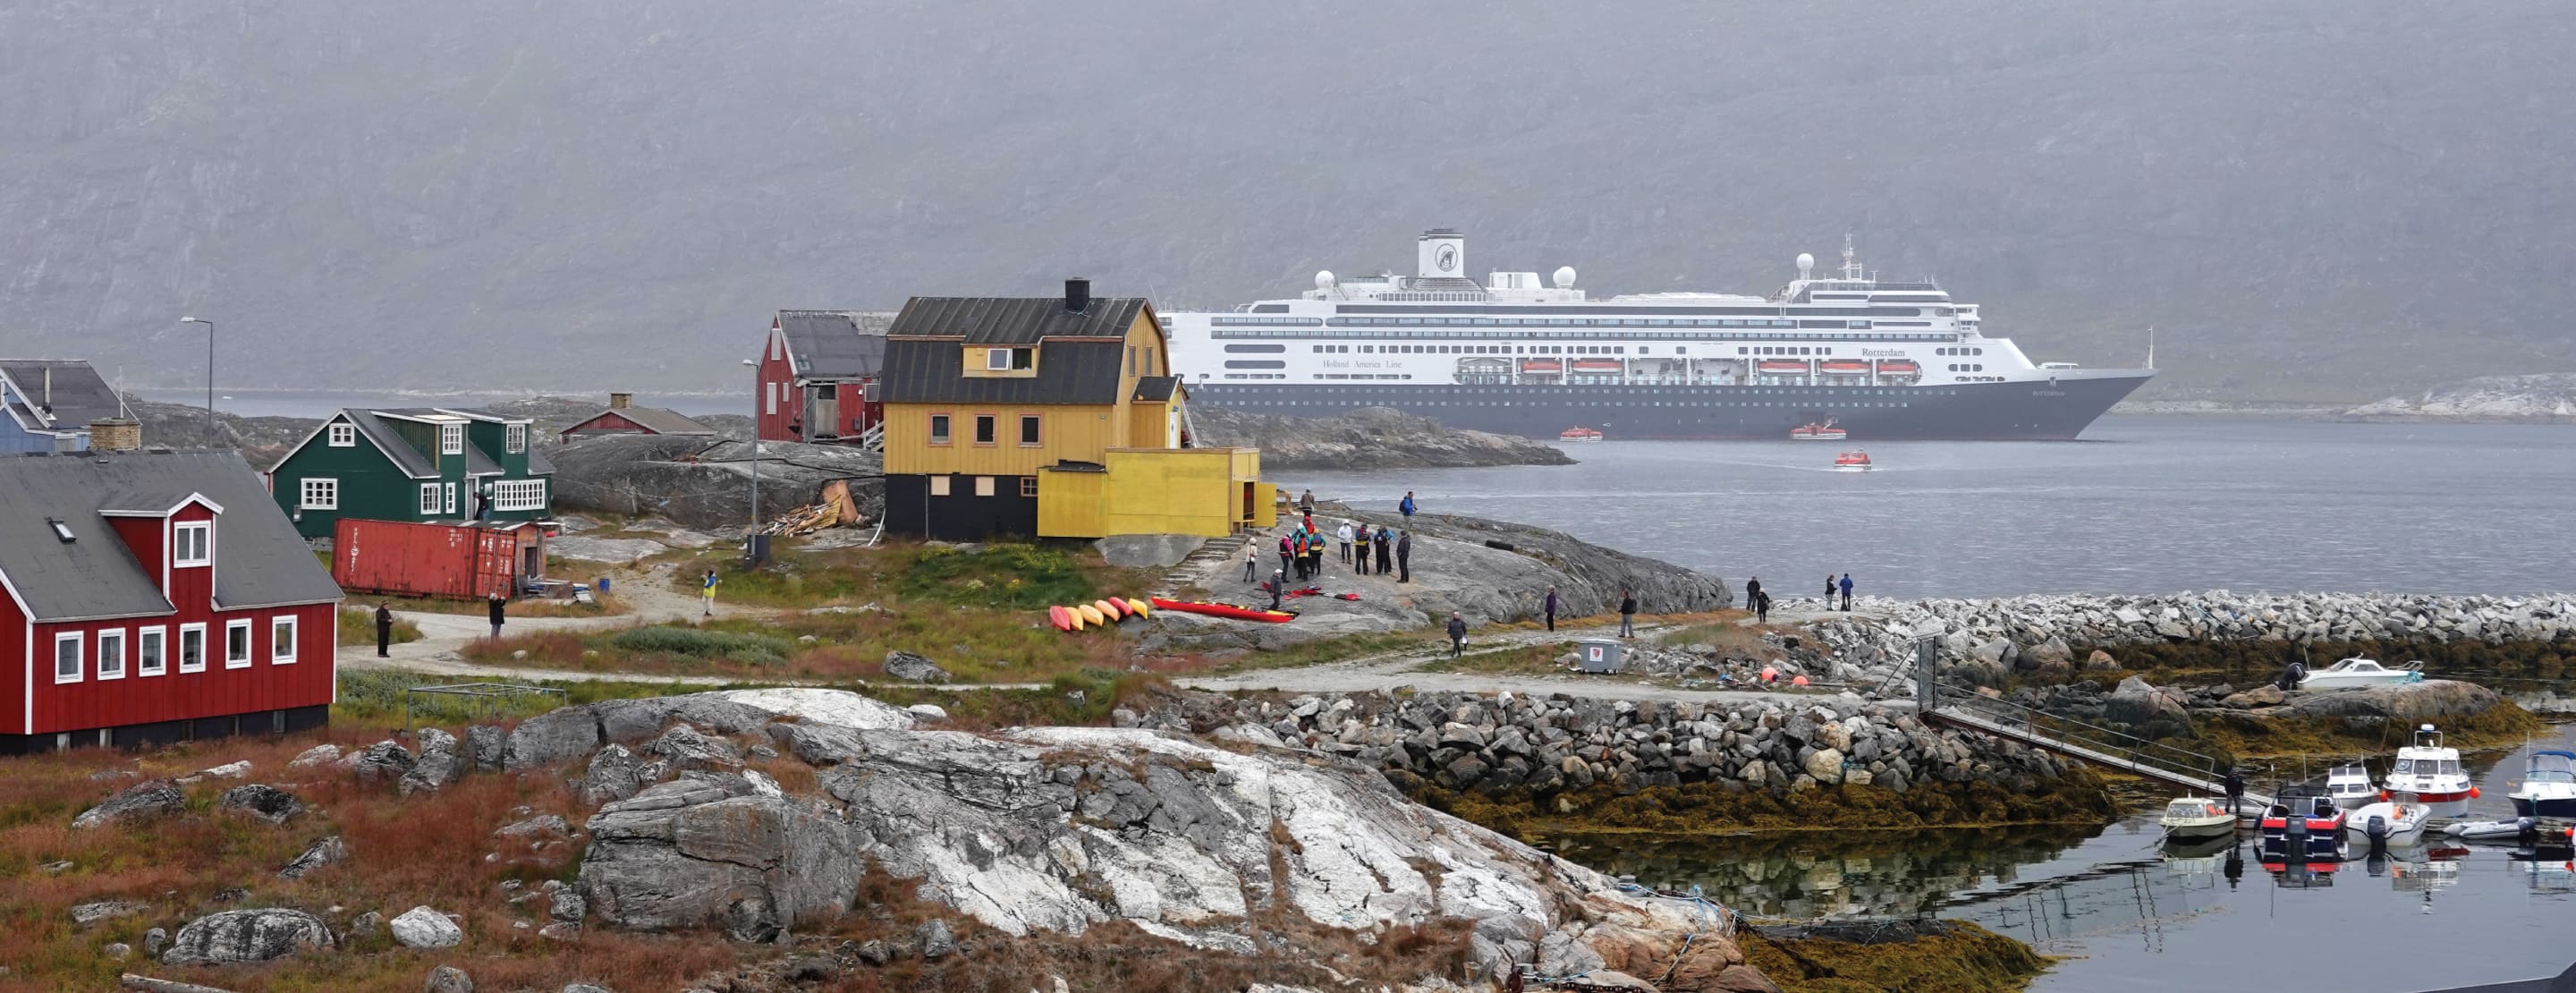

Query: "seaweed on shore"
left=1740, top=919, right=2048, bottom=993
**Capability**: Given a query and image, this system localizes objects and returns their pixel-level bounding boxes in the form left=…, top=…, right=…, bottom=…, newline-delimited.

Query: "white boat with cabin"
left=2384, top=724, right=2477, bottom=817
left=2326, top=763, right=2378, bottom=810
left=2298, top=657, right=2424, bottom=691
left=2160, top=796, right=2239, bottom=840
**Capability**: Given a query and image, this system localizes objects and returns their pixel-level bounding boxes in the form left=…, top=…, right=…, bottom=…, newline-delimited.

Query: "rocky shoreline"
left=1191, top=405, right=1575, bottom=470
left=2341, top=373, right=2576, bottom=423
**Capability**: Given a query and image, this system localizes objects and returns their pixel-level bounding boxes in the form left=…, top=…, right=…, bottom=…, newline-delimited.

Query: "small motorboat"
left=1557, top=427, right=1605, bottom=443
left=2383, top=724, right=2479, bottom=817
left=2259, top=793, right=2349, bottom=861
left=2326, top=763, right=2379, bottom=809
left=2298, top=656, right=2425, bottom=690
left=2345, top=796, right=2433, bottom=846
left=2160, top=796, right=2238, bottom=840
left=2447, top=817, right=2540, bottom=842
left=1789, top=420, right=1847, bottom=441
left=2509, top=750, right=2576, bottom=819
left=1834, top=449, right=1872, bottom=472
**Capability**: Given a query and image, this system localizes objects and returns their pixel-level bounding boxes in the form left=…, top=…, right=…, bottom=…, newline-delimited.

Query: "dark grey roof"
left=886, top=296, right=1148, bottom=345
left=0, top=450, right=342, bottom=621
left=879, top=340, right=1127, bottom=405
left=0, top=360, right=123, bottom=432
left=568, top=406, right=716, bottom=436
left=340, top=410, right=436, bottom=478
left=1132, top=376, right=1180, bottom=403
left=776, top=310, right=892, bottom=379
left=328, top=408, right=550, bottom=477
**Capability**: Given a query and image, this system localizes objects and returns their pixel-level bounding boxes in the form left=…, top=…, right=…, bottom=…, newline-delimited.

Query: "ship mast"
left=1840, top=233, right=1864, bottom=281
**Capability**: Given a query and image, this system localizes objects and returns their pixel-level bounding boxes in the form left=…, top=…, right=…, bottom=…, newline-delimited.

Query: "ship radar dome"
left=1314, top=269, right=1336, bottom=290
left=1796, top=252, right=1816, bottom=276
left=1552, top=266, right=1577, bottom=288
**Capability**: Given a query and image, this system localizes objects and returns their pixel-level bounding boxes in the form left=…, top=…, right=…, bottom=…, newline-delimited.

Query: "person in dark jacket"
left=1400, top=491, right=1417, bottom=519
left=1299, top=489, right=1317, bottom=514
left=1445, top=611, right=1469, bottom=658
left=374, top=601, right=395, bottom=658
left=1619, top=589, right=1638, bottom=638
left=1746, top=576, right=1763, bottom=607
left=487, top=593, right=506, bottom=640
left=1826, top=574, right=1836, bottom=605
left=1267, top=570, right=1286, bottom=612
left=1394, top=530, right=1412, bottom=582
left=1354, top=526, right=1372, bottom=573
left=1839, top=573, right=1854, bottom=611
left=1374, top=528, right=1393, bottom=575
left=1305, top=535, right=1326, bottom=580
left=1756, top=590, right=1772, bottom=624
left=1543, top=586, right=1558, bottom=632
left=2223, top=768, right=2245, bottom=812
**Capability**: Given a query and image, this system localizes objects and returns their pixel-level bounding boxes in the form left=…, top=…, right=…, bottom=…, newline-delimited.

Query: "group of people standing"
left=1249, top=489, right=1414, bottom=585
left=1741, top=573, right=1855, bottom=624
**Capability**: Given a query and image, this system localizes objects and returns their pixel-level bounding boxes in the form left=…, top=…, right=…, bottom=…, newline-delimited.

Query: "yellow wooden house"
left=877, top=280, right=1270, bottom=540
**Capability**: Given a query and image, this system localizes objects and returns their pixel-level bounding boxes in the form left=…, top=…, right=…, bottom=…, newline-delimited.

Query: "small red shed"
left=560, top=393, right=718, bottom=441
left=0, top=450, right=344, bottom=755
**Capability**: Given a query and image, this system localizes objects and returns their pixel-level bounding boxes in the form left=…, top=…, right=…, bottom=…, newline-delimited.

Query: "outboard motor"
left=2366, top=813, right=2390, bottom=847
left=2516, top=816, right=2539, bottom=847
left=2276, top=660, right=2307, bottom=692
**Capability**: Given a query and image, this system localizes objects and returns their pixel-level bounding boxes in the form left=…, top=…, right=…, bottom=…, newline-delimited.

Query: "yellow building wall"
left=882, top=403, right=1122, bottom=476
left=1036, top=467, right=1106, bottom=538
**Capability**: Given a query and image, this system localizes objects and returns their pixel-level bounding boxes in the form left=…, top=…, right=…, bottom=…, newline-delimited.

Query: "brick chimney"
left=89, top=418, right=141, bottom=452
left=608, top=392, right=632, bottom=410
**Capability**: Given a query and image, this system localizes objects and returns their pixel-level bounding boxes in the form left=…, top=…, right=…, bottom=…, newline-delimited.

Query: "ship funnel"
left=1416, top=228, right=1465, bottom=279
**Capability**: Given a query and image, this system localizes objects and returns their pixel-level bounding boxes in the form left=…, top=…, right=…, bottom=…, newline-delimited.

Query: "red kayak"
left=1149, top=597, right=1297, bottom=624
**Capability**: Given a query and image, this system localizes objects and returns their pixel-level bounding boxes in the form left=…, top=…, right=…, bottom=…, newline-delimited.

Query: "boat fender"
left=2470, top=787, right=2480, bottom=799
left=2379, top=790, right=2390, bottom=802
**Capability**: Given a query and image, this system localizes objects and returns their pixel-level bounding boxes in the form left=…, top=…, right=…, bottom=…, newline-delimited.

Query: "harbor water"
left=1295, top=416, right=2576, bottom=598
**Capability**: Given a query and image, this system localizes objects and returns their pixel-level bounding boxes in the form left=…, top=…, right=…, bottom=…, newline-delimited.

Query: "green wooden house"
left=265, top=408, right=555, bottom=539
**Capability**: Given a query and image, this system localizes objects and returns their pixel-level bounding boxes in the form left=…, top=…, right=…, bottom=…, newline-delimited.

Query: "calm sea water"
left=1295, top=417, right=2576, bottom=598
left=137, top=389, right=742, bottom=419
left=1562, top=724, right=2576, bottom=993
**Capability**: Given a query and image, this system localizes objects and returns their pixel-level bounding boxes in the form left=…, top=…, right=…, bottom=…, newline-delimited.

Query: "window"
left=54, top=632, right=80, bottom=683
left=138, top=627, right=165, bottom=676
left=1127, top=346, right=1137, bottom=375
left=928, top=476, right=951, bottom=496
left=491, top=480, right=547, bottom=512
left=974, top=476, right=996, bottom=496
left=766, top=382, right=778, bottom=416
left=271, top=616, right=297, bottom=664
left=327, top=423, right=355, bottom=446
left=928, top=414, right=952, bottom=445
left=97, top=630, right=126, bottom=680
left=985, top=348, right=1033, bottom=370
left=300, top=477, right=338, bottom=510
left=420, top=483, right=443, bottom=514
left=173, top=522, right=210, bottom=566
left=1019, top=477, right=1038, bottom=497
left=506, top=423, right=528, bottom=454
left=1019, top=415, right=1041, bottom=446
left=973, top=415, right=996, bottom=445
left=225, top=620, right=252, bottom=669
left=439, top=423, right=463, bottom=455
left=444, top=482, right=458, bottom=514
left=1142, top=346, right=1154, bottom=373
left=179, top=624, right=207, bottom=673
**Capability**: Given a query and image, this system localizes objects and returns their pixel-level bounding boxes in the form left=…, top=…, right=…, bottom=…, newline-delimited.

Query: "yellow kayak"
left=1126, top=598, right=1149, bottom=618
left=1064, top=607, right=1085, bottom=631
left=1077, top=603, right=1108, bottom=626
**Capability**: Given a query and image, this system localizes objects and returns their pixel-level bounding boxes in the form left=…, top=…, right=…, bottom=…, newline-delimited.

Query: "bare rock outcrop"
left=547, top=434, right=882, bottom=533
left=1190, top=405, right=1576, bottom=468
left=579, top=776, right=860, bottom=942
left=160, top=908, right=333, bottom=965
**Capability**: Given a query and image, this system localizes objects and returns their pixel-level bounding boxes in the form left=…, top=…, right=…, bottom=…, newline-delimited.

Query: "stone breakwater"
left=1125, top=690, right=2086, bottom=803
left=1801, top=591, right=2576, bottom=685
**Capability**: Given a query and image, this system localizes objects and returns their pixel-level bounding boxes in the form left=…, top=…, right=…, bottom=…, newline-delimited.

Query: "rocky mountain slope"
left=5, top=2, right=2573, bottom=402
left=2341, top=374, right=2576, bottom=422
left=1191, top=405, right=1575, bottom=466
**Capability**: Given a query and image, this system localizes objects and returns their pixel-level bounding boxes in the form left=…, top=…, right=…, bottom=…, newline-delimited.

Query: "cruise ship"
left=1162, top=229, right=2155, bottom=440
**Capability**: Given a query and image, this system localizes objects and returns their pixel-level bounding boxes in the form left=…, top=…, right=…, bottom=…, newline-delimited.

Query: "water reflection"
left=1538, top=822, right=2108, bottom=920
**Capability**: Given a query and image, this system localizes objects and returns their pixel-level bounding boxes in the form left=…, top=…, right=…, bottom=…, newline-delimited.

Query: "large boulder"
left=578, top=777, right=861, bottom=941
left=548, top=434, right=883, bottom=532
left=580, top=745, right=644, bottom=806
left=2287, top=679, right=2505, bottom=721
left=72, top=780, right=185, bottom=829
left=279, top=835, right=347, bottom=878
left=391, top=906, right=464, bottom=949
left=401, top=729, right=469, bottom=795
left=507, top=692, right=863, bottom=770
left=881, top=650, right=953, bottom=684
left=351, top=741, right=417, bottom=782
left=160, top=908, right=334, bottom=965
left=216, top=785, right=306, bottom=825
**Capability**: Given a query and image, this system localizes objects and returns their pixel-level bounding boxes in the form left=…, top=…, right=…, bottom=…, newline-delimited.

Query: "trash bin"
left=1576, top=638, right=1624, bottom=674
left=597, top=576, right=612, bottom=596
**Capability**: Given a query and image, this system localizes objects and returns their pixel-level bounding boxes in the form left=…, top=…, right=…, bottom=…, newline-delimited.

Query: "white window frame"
left=97, top=629, right=126, bottom=681
left=173, top=522, right=211, bottom=567
left=986, top=348, right=1013, bottom=371
left=225, top=619, right=252, bottom=669
left=270, top=615, right=297, bottom=664
left=327, top=422, right=356, bottom=446
left=439, top=423, right=463, bottom=455
left=420, top=483, right=443, bottom=515
left=505, top=422, right=528, bottom=454
left=178, top=623, right=207, bottom=674
left=53, top=632, right=81, bottom=684
left=137, top=626, right=166, bottom=677
left=300, top=477, right=338, bottom=510
left=765, top=382, right=778, bottom=416
left=491, top=479, right=546, bottom=512
left=444, top=482, right=458, bottom=514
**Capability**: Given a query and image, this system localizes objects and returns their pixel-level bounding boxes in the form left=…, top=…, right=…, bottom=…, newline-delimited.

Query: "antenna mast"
left=1840, top=233, right=1864, bottom=281
left=2147, top=327, right=2157, bottom=369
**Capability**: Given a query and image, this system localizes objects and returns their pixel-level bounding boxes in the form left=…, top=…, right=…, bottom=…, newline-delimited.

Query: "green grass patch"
left=332, top=667, right=779, bottom=729
left=896, top=543, right=1096, bottom=609
left=606, top=625, right=796, bottom=665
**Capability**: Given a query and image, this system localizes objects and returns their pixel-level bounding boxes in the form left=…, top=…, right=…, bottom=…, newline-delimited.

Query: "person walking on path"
left=373, top=601, right=395, bottom=658
left=1839, top=573, right=1854, bottom=611
left=1746, top=576, right=1763, bottom=609
left=1299, top=489, right=1317, bottom=514
left=1267, top=569, right=1286, bottom=612
left=487, top=593, right=507, bottom=641
left=1244, top=542, right=1260, bottom=582
left=1374, top=528, right=1393, bottom=575
left=1543, top=586, right=1559, bottom=632
left=1395, top=530, right=1412, bottom=583
left=1755, top=590, right=1772, bottom=624
left=1446, top=611, right=1470, bottom=658
left=1399, top=491, right=1417, bottom=520
left=1336, top=521, right=1354, bottom=564
left=1618, top=589, right=1638, bottom=638
left=2223, top=767, right=2245, bottom=814
left=701, top=569, right=720, bottom=616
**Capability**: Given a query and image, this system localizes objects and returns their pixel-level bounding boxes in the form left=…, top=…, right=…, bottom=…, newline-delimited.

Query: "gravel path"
left=343, top=564, right=775, bottom=685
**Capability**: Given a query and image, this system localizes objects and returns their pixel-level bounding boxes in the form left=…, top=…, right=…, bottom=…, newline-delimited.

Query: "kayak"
left=1125, top=598, right=1150, bottom=618
left=1095, top=598, right=1127, bottom=621
left=1048, top=605, right=1075, bottom=632
left=1077, top=603, right=1108, bottom=626
left=1149, top=597, right=1297, bottom=624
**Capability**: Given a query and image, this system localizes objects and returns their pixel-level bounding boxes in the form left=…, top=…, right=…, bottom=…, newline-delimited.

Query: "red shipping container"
left=333, top=519, right=522, bottom=600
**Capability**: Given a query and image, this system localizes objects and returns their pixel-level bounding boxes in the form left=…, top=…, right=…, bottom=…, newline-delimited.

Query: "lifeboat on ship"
left=1518, top=359, right=1563, bottom=373
left=1757, top=360, right=1812, bottom=376
left=1790, top=420, right=1846, bottom=441
left=1557, top=427, right=1605, bottom=443
left=1819, top=359, right=1872, bottom=377
left=1835, top=449, right=1872, bottom=471
left=1570, top=359, right=1624, bottom=373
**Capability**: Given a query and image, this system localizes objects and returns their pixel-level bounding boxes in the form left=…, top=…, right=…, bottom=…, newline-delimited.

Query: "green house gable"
left=266, top=408, right=554, bottom=539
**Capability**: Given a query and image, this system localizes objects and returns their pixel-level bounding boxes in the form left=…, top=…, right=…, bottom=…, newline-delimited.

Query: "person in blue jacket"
left=1839, top=573, right=1855, bottom=611
left=1399, top=491, right=1417, bottom=519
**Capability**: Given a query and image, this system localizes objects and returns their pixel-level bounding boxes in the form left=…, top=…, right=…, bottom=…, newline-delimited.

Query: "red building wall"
left=757, top=325, right=799, bottom=442
left=563, top=411, right=648, bottom=438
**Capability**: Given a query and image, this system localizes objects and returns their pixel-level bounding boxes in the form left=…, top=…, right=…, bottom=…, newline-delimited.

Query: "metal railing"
left=1929, top=683, right=2225, bottom=789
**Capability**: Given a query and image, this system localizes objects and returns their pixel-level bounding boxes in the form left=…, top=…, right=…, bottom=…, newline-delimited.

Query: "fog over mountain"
left=4, top=1, right=2570, bottom=401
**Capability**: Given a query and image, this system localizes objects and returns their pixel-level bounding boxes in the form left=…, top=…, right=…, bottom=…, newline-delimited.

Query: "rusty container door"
left=334, top=519, right=485, bottom=599
left=470, top=528, right=519, bottom=600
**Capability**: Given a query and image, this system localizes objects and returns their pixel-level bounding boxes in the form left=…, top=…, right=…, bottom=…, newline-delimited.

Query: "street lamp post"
left=178, top=317, right=215, bottom=445
left=741, top=359, right=762, bottom=562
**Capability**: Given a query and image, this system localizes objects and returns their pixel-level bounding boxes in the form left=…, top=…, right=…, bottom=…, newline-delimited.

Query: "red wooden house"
left=0, top=450, right=344, bottom=754
left=560, top=393, right=717, bottom=441
left=756, top=310, right=890, bottom=444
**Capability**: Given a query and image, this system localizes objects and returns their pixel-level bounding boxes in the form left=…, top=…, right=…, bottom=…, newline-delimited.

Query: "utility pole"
left=179, top=317, right=216, bottom=444
left=741, top=359, right=762, bottom=563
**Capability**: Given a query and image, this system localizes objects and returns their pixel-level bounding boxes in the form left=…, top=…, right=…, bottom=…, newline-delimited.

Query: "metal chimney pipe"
left=1064, top=277, right=1090, bottom=313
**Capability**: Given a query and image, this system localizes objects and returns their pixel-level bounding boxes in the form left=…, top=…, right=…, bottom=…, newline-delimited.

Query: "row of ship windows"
left=1229, top=342, right=1895, bottom=357
left=1218, top=308, right=1953, bottom=324
left=1937, top=347, right=1985, bottom=356
left=1202, top=386, right=1967, bottom=397
left=1216, top=399, right=1919, bottom=409
left=1204, top=328, right=1955, bottom=343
